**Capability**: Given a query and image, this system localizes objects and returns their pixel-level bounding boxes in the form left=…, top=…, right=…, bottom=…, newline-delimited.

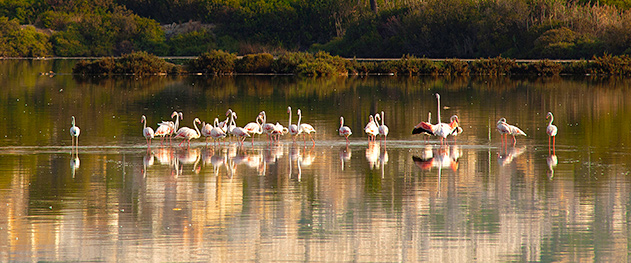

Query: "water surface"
left=0, top=60, right=630, bottom=262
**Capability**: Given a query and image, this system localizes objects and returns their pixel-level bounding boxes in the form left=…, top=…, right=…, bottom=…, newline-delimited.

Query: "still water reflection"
left=0, top=60, right=630, bottom=262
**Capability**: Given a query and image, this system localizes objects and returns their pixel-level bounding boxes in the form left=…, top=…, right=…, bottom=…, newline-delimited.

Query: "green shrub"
left=296, top=61, right=337, bottom=76
left=235, top=53, right=274, bottom=73
left=271, top=51, right=314, bottom=74
left=167, top=29, right=216, bottom=56
left=188, top=50, right=237, bottom=74
left=0, top=18, right=51, bottom=57
left=471, top=57, right=517, bottom=75
left=73, top=51, right=177, bottom=75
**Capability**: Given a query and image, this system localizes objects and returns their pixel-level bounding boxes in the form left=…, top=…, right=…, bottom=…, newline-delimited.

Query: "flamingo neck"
left=297, top=112, right=302, bottom=126
left=193, top=120, right=200, bottom=136
left=340, top=117, right=344, bottom=129
left=549, top=114, right=554, bottom=126
left=381, top=112, right=385, bottom=125
left=214, top=118, right=219, bottom=127
left=437, top=96, right=442, bottom=123
left=288, top=110, right=292, bottom=126
left=143, top=116, right=147, bottom=129
left=174, top=114, right=180, bottom=131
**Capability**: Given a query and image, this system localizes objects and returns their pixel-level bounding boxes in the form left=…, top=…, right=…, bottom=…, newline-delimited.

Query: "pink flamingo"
left=297, top=109, right=316, bottom=146
left=201, top=121, right=213, bottom=145
left=155, top=111, right=178, bottom=145
left=243, top=113, right=263, bottom=145
left=228, top=111, right=250, bottom=146
left=546, top=112, right=558, bottom=155
left=413, top=112, right=434, bottom=142
left=260, top=111, right=276, bottom=142
left=141, top=115, right=155, bottom=150
left=339, top=116, right=352, bottom=145
left=364, top=115, right=379, bottom=141
left=174, top=118, right=201, bottom=149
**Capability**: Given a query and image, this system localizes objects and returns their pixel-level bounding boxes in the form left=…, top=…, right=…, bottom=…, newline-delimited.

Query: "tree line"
left=1, top=0, right=631, bottom=59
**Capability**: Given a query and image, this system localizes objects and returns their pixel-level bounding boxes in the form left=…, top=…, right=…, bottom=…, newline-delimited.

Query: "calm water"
left=1, top=60, right=631, bottom=262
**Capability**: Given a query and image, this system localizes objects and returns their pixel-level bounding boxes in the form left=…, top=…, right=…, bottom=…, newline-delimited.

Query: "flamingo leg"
left=553, top=136, right=556, bottom=155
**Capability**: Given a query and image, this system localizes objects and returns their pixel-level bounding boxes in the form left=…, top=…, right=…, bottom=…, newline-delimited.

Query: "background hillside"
left=1, top=0, right=631, bottom=59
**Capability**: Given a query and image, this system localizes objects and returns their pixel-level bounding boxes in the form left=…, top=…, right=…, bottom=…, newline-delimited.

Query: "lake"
left=0, top=59, right=630, bottom=262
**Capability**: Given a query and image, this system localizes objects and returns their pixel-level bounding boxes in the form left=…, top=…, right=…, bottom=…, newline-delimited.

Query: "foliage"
left=470, top=57, right=517, bottom=75
left=166, top=29, right=216, bottom=56
left=235, top=53, right=274, bottom=73
left=440, top=59, right=470, bottom=75
left=271, top=51, right=314, bottom=74
left=0, top=17, right=52, bottom=57
left=188, top=50, right=237, bottom=74
left=72, top=51, right=178, bottom=75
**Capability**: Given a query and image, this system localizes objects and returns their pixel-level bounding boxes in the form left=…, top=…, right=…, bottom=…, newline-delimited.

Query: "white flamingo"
left=70, top=116, right=81, bottom=154
left=174, top=118, right=201, bottom=148
left=210, top=118, right=227, bottom=145
left=496, top=117, right=527, bottom=147
left=298, top=109, right=316, bottom=146
left=141, top=115, right=155, bottom=149
left=433, top=93, right=454, bottom=145
left=288, top=106, right=301, bottom=141
left=228, top=111, right=250, bottom=146
left=546, top=112, right=558, bottom=154
left=376, top=111, right=389, bottom=143
left=155, top=111, right=178, bottom=145
left=339, top=116, right=352, bottom=145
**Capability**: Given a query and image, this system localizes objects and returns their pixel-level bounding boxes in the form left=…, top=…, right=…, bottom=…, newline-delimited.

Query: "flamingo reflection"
left=339, top=147, right=351, bottom=170
left=366, top=141, right=380, bottom=169
left=547, top=154, right=558, bottom=179
left=497, top=146, right=526, bottom=167
left=70, top=156, right=80, bottom=178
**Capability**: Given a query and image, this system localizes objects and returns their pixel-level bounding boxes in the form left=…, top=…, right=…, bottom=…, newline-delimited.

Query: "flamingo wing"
left=412, top=121, right=434, bottom=135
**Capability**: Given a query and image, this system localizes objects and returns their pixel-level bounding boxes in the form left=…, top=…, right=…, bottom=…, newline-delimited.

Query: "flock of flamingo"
left=69, top=93, right=559, bottom=155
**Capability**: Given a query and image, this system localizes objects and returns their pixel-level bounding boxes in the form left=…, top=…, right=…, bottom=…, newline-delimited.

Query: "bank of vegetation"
left=2, top=0, right=631, bottom=60
left=73, top=50, right=631, bottom=76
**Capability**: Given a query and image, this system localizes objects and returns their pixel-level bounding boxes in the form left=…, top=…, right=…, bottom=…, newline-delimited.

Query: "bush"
left=271, top=51, right=314, bottom=74
left=440, top=59, right=470, bottom=75
left=73, top=51, right=178, bottom=75
left=0, top=18, right=51, bottom=57
left=470, top=57, right=517, bottom=75
left=590, top=54, right=631, bottom=75
left=167, top=29, right=216, bottom=56
left=188, top=50, right=237, bottom=74
left=235, top=53, right=274, bottom=73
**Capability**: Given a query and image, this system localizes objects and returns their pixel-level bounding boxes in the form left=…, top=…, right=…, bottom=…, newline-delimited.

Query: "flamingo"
left=375, top=111, right=389, bottom=143
left=228, top=110, right=250, bottom=146
left=219, top=109, right=232, bottom=133
left=364, top=115, right=379, bottom=141
left=287, top=106, right=301, bottom=141
left=155, top=111, right=178, bottom=145
left=448, top=115, right=463, bottom=140
left=546, top=112, right=558, bottom=155
left=141, top=115, right=155, bottom=149
left=496, top=117, right=527, bottom=146
left=70, top=116, right=81, bottom=154
left=210, top=118, right=227, bottom=145
left=433, top=93, right=455, bottom=145
left=339, top=116, right=352, bottom=145
left=297, top=109, right=316, bottom=146
left=201, top=121, right=213, bottom=145
left=260, top=111, right=276, bottom=142
left=412, top=112, right=434, bottom=142
left=271, top=122, right=287, bottom=142
left=174, top=118, right=201, bottom=148
left=243, top=113, right=263, bottom=145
